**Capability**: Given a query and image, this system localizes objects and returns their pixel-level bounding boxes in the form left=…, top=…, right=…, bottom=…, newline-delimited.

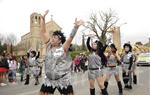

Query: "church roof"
left=46, top=20, right=62, bottom=32
left=145, top=43, right=150, bottom=47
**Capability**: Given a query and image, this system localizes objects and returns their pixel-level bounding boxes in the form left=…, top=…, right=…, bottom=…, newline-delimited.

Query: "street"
left=0, top=66, right=149, bottom=95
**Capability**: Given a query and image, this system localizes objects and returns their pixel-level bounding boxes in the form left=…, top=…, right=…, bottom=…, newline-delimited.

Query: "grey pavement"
left=0, top=66, right=150, bottom=95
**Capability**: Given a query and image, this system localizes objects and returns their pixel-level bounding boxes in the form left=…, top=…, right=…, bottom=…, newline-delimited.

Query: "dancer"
left=39, top=10, right=84, bottom=95
left=104, top=44, right=123, bottom=95
left=121, top=43, right=134, bottom=89
left=24, top=49, right=40, bottom=85
left=86, top=36, right=108, bottom=95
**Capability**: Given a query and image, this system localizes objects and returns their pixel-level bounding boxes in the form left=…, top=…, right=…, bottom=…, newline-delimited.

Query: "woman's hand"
left=74, top=18, right=84, bottom=28
left=43, top=10, right=49, bottom=18
left=63, top=18, right=84, bottom=52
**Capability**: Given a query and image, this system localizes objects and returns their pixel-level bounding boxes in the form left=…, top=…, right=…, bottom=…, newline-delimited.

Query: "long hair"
left=96, top=40, right=107, bottom=66
left=110, top=43, right=117, bottom=53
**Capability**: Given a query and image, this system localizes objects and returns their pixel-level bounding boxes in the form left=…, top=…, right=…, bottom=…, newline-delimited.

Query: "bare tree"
left=0, top=33, right=5, bottom=44
left=0, top=33, right=7, bottom=54
left=85, top=9, right=119, bottom=45
left=5, top=33, right=17, bottom=54
left=6, top=33, right=17, bottom=45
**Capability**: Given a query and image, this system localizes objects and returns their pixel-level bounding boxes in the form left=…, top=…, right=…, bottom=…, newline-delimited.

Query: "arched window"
left=35, top=16, right=37, bottom=23
left=39, top=16, right=41, bottom=24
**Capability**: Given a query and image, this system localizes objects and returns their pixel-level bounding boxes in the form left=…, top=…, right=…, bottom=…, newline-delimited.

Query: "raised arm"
left=27, top=52, right=30, bottom=58
left=63, top=18, right=84, bottom=52
left=40, top=10, right=50, bottom=45
left=86, top=37, right=92, bottom=52
left=27, top=48, right=32, bottom=58
left=36, top=51, right=40, bottom=60
left=102, top=44, right=108, bottom=53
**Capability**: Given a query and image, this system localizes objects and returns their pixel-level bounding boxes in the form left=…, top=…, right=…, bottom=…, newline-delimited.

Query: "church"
left=15, top=12, right=61, bottom=56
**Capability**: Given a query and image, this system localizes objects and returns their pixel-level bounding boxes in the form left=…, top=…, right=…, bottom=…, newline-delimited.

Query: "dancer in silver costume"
left=86, top=36, right=108, bottom=95
left=121, top=43, right=134, bottom=89
left=39, top=10, right=84, bottom=95
left=104, top=44, right=123, bottom=95
left=24, top=49, right=40, bottom=85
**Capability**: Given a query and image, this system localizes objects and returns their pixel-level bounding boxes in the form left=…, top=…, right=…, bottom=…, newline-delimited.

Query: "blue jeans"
left=9, top=69, right=16, bottom=81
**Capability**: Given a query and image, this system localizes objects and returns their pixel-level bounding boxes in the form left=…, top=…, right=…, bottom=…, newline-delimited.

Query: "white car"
left=137, top=53, right=150, bottom=66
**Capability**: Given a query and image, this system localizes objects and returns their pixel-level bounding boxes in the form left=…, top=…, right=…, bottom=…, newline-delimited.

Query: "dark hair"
left=95, top=40, right=103, bottom=48
left=123, top=43, right=132, bottom=52
left=96, top=41, right=107, bottom=67
left=110, top=43, right=117, bottom=53
left=22, top=56, right=25, bottom=60
left=31, top=50, right=36, bottom=57
left=94, top=40, right=104, bottom=53
left=12, top=56, right=17, bottom=61
left=53, top=31, right=66, bottom=44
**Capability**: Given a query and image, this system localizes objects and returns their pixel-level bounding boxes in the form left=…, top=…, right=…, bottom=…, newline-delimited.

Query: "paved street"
left=0, top=66, right=149, bottom=95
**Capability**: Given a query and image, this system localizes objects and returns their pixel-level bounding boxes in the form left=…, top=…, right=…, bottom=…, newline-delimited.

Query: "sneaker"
left=0, top=83, right=7, bottom=86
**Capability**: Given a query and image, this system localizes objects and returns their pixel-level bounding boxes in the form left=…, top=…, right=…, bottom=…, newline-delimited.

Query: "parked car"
left=137, top=53, right=150, bottom=66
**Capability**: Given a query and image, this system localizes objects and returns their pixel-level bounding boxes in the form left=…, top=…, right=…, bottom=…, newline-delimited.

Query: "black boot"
left=122, top=72, right=129, bottom=88
left=117, top=81, right=123, bottom=95
left=128, top=85, right=132, bottom=89
left=133, top=75, right=137, bottom=84
left=101, top=88, right=108, bottom=95
left=24, top=74, right=30, bottom=85
left=90, top=88, right=95, bottom=95
left=20, top=74, right=23, bottom=82
left=35, top=76, right=39, bottom=85
left=104, top=81, right=108, bottom=90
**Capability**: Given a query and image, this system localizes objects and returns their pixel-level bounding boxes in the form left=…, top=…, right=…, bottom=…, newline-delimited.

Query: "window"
left=35, top=16, right=37, bottom=23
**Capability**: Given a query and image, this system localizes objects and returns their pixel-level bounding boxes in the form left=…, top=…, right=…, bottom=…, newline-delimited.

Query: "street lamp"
left=119, top=22, right=127, bottom=27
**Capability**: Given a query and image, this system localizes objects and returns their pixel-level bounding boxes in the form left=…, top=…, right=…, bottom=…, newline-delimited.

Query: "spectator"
left=0, top=53, right=9, bottom=86
left=74, top=55, right=81, bottom=73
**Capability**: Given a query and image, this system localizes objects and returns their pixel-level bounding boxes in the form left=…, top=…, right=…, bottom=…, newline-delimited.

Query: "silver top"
left=107, top=54, right=118, bottom=65
left=43, top=44, right=72, bottom=89
left=88, top=52, right=102, bottom=69
left=122, top=52, right=133, bottom=63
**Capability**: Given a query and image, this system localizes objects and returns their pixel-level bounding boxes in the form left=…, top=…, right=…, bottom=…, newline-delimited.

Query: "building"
left=145, top=38, right=150, bottom=47
left=108, top=26, right=121, bottom=49
left=15, top=12, right=61, bottom=56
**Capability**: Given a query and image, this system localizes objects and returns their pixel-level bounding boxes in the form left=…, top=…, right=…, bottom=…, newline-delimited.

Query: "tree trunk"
left=100, top=34, right=107, bottom=45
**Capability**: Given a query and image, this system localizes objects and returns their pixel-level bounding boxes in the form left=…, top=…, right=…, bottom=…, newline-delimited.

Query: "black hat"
left=31, top=50, right=36, bottom=57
